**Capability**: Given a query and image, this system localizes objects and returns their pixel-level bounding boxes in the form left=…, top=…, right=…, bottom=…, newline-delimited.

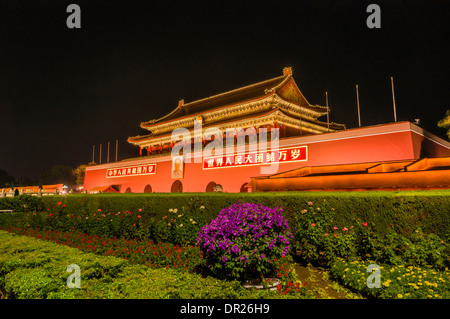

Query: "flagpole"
left=92, top=145, right=95, bottom=163
left=391, top=76, right=397, bottom=122
left=356, top=85, right=361, bottom=127
left=107, top=141, right=110, bottom=163
left=99, top=143, right=102, bottom=164
left=326, top=91, right=329, bottom=131
left=115, top=139, right=118, bottom=162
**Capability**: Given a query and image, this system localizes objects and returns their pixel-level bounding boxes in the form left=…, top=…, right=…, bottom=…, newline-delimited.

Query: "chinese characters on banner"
left=203, top=146, right=307, bottom=169
left=106, top=164, right=157, bottom=178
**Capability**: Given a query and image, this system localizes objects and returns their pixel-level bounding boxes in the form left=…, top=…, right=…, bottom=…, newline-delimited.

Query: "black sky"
left=0, top=0, right=448, bottom=180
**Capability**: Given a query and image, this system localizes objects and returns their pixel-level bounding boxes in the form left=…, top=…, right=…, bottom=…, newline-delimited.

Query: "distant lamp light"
left=414, top=119, right=420, bottom=125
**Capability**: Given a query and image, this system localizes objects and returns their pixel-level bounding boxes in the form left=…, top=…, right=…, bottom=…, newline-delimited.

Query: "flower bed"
left=1, top=200, right=315, bottom=298
left=330, top=259, right=450, bottom=299
left=16, top=201, right=302, bottom=282
left=0, top=230, right=303, bottom=299
left=4, top=195, right=449, bottom=299
left=3, top=226, right=201, bottom=272
left=2, top=226, right=310, bottom=298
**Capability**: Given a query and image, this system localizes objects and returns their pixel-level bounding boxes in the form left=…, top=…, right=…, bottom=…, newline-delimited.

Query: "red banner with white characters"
left=202, top=146, right=307, bottom=169
left=106, top=164, right=157, bottom=178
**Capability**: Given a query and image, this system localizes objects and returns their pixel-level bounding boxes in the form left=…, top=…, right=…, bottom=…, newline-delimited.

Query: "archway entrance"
left=205, top=181, right=216, bottom=192
left=171, top=180, right=183, bottom=193
left=144, top=184, right=152, bottom=193
left=240, top=183, right=249, bottom=193
left=125, top=187, right=132, bottom=193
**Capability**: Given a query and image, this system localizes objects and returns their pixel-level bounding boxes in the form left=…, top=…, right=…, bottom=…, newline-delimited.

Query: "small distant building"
left=0, top=184, right=65, bottom=197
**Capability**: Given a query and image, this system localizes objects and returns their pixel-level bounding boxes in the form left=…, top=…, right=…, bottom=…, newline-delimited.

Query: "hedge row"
left=0, top=230, right=292, bottom=299
left=1, top=190, right=449, bottom=241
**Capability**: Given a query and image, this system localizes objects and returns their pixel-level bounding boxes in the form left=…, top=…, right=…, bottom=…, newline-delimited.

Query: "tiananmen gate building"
left=83, top=67, right=450, bottom=193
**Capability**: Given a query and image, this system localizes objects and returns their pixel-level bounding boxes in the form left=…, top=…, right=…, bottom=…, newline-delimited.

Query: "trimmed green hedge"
left=1, top=190, right=449, bottom=241
left=0, top=195, right=44, bottom=212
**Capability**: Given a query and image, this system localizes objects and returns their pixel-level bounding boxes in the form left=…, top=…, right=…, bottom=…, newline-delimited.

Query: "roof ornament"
left=283, top=67, right=293, bottom=76
left=178, top=99, right=184, bottom=108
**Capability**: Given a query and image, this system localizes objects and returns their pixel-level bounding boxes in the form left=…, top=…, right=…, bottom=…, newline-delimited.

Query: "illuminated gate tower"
left=125, top=66, right=344, bottom=192
left=84, top=67, right=448, bottom=193
left=128, top=67, right=344, bottom=158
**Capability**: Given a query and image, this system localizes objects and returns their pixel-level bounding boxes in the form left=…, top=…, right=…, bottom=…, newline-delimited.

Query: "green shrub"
left=379, top=228, right=450, bottom=269
left=293, top=201, right=362, bottom=266
left=292, top=200, right=450, bottom=270
left=5, top=268, right=62, bottom=298
left=163, top=205, right=206, bottom=245
left=0, top=195, right=44, bottom=212
left=16, top=201, right=207, bottom=246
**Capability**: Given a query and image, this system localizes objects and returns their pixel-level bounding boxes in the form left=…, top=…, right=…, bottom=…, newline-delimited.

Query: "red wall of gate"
left=83, top=122, right=450, bottom=193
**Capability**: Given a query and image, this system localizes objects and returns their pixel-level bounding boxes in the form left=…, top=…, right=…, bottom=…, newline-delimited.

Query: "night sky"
left=0, top=0, right=448, bottom=180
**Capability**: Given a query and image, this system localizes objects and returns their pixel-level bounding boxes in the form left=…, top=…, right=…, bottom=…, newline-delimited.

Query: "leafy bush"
left=373, top=228, right=450, bottom=269
left=161, top=206, right=206, bottom=245
left=293, top=201, right=367, bottom=266
left=17, top=200, right=207, bottom=246
left=197, top=202, right=293, bottom=281
left=292, top=200, right=450, bottom=270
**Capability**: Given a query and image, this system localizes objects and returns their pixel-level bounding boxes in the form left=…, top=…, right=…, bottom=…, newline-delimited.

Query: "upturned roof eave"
left=140, top=92, right=275, bottom=130
left=127, top=107, right=335, bottom=145
left=140, top=74, right=289, bottom=128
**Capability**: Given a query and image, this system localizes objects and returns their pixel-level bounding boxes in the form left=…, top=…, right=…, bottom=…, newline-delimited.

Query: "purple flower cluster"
left=196, top=202, right=293, bottom=279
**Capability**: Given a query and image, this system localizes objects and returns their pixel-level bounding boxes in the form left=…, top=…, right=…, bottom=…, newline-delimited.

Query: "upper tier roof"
left=140, top=67, right=328, bottom=128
